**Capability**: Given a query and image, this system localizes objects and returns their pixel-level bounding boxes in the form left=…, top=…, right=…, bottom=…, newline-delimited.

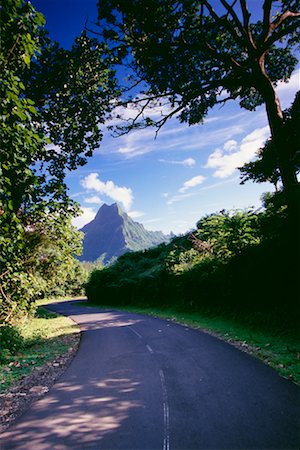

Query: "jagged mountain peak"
left=93, top=202, right=122, bottom=220
left=79, top=203, right=169, bottom=265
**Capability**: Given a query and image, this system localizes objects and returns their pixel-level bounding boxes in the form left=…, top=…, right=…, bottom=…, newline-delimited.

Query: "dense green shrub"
left=85, top=207, right=298, bottom=329
left=0, top=325, right=24, bottom=362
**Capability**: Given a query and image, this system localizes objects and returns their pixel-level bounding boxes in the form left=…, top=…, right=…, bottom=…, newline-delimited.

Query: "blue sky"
left=32, top=0, right=300, bottom=234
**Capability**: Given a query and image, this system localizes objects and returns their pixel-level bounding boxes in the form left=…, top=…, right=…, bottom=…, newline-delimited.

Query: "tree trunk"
left=255, top=68, right=300, bottom=308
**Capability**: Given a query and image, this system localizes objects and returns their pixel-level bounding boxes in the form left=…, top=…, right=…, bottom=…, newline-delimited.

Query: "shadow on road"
left=2, top=300, right=163, bottom=449
left=2, top=367, right=149, bottom=449
left=2, top=299, right=299, bottom=449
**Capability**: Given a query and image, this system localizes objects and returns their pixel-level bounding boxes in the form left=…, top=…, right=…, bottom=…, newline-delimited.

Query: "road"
left=1, top=300, right=299, bottom=449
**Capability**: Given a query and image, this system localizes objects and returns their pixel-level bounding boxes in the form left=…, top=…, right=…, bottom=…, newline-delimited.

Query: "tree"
left=239, top=91, right=300, bottom=191
left=0, top=211, right=84, bottom=322
left=0, top=0, right=119, bottom=321
left=22, top=213, right=88, bottom=299
left=97, top=0, right=300, bottom=235
left=195, top=209, right=261, bottom=258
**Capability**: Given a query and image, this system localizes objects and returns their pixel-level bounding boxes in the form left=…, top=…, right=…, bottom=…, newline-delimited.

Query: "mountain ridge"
left=79, top=203, right=170, bottom=264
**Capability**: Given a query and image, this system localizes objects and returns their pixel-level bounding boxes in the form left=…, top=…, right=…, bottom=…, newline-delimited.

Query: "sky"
left=32, top=0, right=300, bottom=235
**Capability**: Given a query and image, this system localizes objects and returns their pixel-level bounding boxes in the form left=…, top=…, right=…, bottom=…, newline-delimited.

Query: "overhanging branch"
left=259, top=0, right=273, bottom=43
left=219, top=0, right=256, bottom=51
left=239, top=0, right=256, bottom=49
left=263, top=15, right=300, bottom=50
left=200, top=0, right=246, bottom=49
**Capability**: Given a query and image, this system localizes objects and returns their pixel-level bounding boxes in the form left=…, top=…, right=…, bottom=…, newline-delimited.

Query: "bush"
left=0, top=324, right=24, bottom=362
left=85, top=207, right=298, bottom=329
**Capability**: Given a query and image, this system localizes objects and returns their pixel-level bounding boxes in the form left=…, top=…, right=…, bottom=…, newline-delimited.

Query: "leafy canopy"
left=97, top=0, right=300, bottom=237
left=0, top=0, right=119, bottom=321
left=239, top=91, right=300, bottom=189
left=97, top=0, right=300, bottom=130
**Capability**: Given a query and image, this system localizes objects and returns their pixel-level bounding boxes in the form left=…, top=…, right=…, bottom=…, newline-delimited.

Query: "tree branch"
left=117, top=91, right=174, bottom=107
left=204, top=40, right=246, bottom=72
left=259, top=0, right=273, bottom=43
left=200, top=0, right=245, bottom=49
left=218, top=0, right=256, bottom=50
left=7, top=36, right=20, bottom=62
left=270, top=10, right=300, bottom=33
left=153, top=104, right=185, bottom=137
left=263, top=16, right=300, bottom=50
left=239, top=0, right=256, bottom=48
left=219, top=0, right=244, bottom=35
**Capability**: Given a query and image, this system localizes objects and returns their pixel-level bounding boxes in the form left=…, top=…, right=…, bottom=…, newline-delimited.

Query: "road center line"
left=146, top=344, right=154, bottom=354
left=159, top=369, right=170, bottom=450
left=127, top=326, right=143, bottom=339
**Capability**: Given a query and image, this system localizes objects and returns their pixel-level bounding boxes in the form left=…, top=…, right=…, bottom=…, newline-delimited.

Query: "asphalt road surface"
left=1, top=300, right=299, bottom=449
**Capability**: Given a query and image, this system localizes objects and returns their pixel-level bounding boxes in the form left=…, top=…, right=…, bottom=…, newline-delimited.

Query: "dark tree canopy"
left=0, top=0, right=119, bottom=320
left=239, top=91, right=300, bottom=189
left=1, top=0, right=119, bottom=223
left=97, top=0, right=300, bottom=238
left=98, top=0, right=299, bottom=126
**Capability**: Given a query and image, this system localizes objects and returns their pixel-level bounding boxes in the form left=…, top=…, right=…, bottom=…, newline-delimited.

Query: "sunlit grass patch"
left=0, top=307, right=79, bottom=393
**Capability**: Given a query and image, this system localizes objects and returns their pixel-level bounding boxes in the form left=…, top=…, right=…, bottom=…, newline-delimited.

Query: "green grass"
left=79, top=301, right=300, bottom=386
left=0, top=306, right=80, bottom=393
left=38, top=295, right=86, bottom=305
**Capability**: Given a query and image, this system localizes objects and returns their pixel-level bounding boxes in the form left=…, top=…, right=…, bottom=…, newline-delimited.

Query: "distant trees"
left=86, top=206, right=297, bottom=327
left=97, top=0, right=300, bottom=234
left=0, top=0, right=118, bottom=321
left=195, top=210, right=261, bottom=259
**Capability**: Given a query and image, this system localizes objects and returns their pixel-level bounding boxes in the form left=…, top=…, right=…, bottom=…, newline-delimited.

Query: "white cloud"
left=179, top=175, right=206, bottom=193
left=103, top=110, right=248, bottom=159
left=204, top=126, right=270, bottom=178
left=160, top=123, right=246, bottom=153
left=167, top=192, right=195, bottom=205
left=223, top=140, right=238, bottom=152
left=182, top=158, right=196, bottom=167
left=81, top=173, right=133, bottom=211
left=117, top=128, right=157, bottom=158
left=277, top=68, right=300, bottom=94
left=128, top=210, right=145, bottom=219
left=242, top=126, right=270, bottom=143
left=159, top=157, right=196, bottom=167
left=166, top=177, right=238, bottom=206
left=72, top=207, right=96, bottom=229
left=101, top=108, right=262, bottom=160
left=84, top=195, right=103, bottom=205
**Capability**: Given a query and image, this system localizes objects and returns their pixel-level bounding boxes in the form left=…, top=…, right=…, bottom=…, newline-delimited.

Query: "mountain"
left=79, top=203, right=170, bottom=264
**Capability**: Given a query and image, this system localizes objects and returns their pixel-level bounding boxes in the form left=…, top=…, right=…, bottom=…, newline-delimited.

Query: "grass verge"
left=79, top=301, right=299, bottom=386
left=0, top=306, right=79, bottom=393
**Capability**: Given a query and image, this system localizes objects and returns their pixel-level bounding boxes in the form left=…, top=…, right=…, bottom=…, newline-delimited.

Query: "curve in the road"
left=1, top=300, right=299, bottom=449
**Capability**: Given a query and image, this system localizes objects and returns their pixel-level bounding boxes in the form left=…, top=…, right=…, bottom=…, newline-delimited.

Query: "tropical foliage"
left=0, top=0, right=118, bottom=322
left=86, top=204, right=297, bottom=330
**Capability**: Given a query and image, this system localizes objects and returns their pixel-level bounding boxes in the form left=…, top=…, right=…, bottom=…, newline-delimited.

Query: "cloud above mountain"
left=81, top=173, right=134, bottom=211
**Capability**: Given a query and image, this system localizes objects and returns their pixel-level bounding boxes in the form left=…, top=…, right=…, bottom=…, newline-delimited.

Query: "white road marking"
left=127, top=326, right=143, bottom=339
left=159, top=370, right=170, bottom=450
left=146, top=344, right=154, bottom=354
